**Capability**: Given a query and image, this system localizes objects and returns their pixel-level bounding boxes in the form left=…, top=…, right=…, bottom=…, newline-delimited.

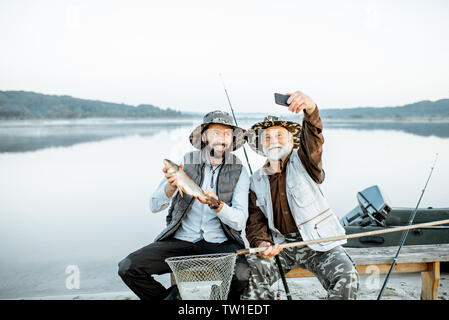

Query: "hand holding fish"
left=162, top=159, right=222, bottom=210
left=163, top=162, right=184, bottom=198
left=197, top=190, right=224, bottom=212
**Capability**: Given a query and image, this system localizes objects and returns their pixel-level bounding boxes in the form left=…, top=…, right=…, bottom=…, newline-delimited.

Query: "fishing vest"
left=250, top=148, right=346, bottom=252
left=154, top=150, right=245, bottom=247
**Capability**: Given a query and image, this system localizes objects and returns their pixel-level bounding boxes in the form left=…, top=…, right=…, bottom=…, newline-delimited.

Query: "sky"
left=1, top=0, right=448, bottom=113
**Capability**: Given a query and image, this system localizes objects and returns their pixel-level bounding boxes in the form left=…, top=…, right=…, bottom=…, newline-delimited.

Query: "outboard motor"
left=341, top=185, right=392, bottom=227
left=357, top=185, right=391, bottom=226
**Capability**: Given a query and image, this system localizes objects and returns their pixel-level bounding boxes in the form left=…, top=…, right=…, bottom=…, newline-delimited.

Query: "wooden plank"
left=282, top=244, right=449, bottom=279
left=356, top=263, right=428, bottom=275
left=421, top=262, right=440, bottom=300
left=345, top=244, right=449, bottom=265
left=285, top=268, right=315, bottom=278
left=285, top=262, right=428, bottom=278
left=274, top=244, right=448, bottom=300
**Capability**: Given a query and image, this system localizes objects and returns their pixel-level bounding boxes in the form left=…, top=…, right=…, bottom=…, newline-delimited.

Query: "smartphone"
left=274, top=93, right=290, bottom=107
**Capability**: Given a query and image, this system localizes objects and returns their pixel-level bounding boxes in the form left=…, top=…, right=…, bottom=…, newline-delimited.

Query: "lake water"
left=1, top=118, right=448, bottom=299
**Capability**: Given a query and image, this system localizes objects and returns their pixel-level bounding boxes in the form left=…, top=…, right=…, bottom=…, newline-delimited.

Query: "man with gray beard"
left=242, top=90, right=359, bottom=300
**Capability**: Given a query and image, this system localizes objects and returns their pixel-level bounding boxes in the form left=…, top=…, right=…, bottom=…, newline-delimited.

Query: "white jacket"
left=250, top=149, right=346, bottom=252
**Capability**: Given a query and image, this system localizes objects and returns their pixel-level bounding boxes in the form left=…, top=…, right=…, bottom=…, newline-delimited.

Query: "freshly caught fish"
left=163, top=159, right=221, bottom=207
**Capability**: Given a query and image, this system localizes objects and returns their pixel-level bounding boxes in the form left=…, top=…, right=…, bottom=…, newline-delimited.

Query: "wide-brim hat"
left=246, top=115, right=302, bottom=156
left=189, top=110, right=246, bottom=151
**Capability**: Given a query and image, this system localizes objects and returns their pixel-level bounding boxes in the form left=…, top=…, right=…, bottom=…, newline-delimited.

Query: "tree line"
left=0, top=91, right=189, bottom=120
left=1, top=90, right=448, bottom=120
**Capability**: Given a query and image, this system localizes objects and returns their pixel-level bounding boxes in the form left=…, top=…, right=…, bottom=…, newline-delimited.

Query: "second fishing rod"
left=377, top=153, right=439, bottom=300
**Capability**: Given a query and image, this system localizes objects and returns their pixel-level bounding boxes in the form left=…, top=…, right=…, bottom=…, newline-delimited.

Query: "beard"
left=264, top=143, right=292, bottom=161
left=206, top=142, right=230, bottom=159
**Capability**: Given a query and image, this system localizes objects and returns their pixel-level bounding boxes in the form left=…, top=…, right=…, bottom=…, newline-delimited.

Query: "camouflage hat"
left=246, top=115, right=302, bottom=155
left=189, top=110, right=246, bottom=151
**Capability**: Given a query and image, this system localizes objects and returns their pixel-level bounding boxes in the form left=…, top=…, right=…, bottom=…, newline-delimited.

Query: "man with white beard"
left=242, top=90, right=359, bottom=300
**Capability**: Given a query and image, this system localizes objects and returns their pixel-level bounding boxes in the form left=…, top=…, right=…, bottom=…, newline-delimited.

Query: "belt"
left=284, top=232, right=302, bottom=242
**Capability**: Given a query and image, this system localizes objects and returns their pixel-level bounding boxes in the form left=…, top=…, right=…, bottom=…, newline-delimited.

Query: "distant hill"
left=0, top=91, right=188, bottom=119
left=0, top=90, right=448, bottom=120
left=317, top=99, right=449, bottom=119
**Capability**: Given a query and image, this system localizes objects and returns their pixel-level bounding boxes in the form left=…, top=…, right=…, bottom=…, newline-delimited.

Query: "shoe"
left=163, top=285, right=180, bottom=300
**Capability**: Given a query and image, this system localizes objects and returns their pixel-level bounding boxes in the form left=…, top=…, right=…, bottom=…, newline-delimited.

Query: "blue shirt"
left=150, top=156, right=250, bottom=243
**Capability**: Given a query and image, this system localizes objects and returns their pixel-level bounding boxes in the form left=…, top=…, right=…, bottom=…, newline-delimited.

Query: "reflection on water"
left=0, top=120, right=197, bottom=153
left=0, top=118, right=448, bottom=299
left=325, top=120, right=449, bottom=138
left=1, top=119, right=448, bottom=153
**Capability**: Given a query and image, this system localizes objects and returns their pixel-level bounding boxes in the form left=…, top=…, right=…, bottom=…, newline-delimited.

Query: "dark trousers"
left=118, top=237, right=249, bottom=300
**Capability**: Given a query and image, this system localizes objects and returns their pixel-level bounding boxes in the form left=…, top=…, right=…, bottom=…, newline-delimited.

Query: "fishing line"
left=219, top=73, right=253, bottom=174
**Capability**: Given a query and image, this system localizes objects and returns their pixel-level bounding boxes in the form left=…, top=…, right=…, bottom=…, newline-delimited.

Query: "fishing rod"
left=219, top=73, right=253, bottom=175
left=219, top=73, right=292, bottom=300
left=377, top=153, right=439, bottom=300
left=236, top=217, right=449, bottom=256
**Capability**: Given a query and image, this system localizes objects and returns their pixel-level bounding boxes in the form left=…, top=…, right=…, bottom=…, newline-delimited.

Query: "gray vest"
left=250, top=148, right=346, bottom=252
left=154, top=150, right=245, bottom=247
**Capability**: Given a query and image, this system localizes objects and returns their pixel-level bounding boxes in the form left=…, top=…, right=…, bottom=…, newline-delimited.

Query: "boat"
left=341, top=185, right=449, bottom=248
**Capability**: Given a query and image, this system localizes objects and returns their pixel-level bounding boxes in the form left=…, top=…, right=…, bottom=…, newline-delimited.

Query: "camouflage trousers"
left=241, top=233, right=359, bottom=300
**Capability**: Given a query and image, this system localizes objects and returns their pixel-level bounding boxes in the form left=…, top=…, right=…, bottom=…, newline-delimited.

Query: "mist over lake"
left=1, top=118, right=448, bottom=299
